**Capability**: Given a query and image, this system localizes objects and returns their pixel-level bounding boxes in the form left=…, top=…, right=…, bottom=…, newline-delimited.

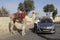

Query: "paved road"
left=0, top=23, right=60, bottom=40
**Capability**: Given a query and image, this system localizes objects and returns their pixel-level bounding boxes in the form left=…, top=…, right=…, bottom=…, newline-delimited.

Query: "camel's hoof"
left=22, top=33, right=26, bottom=36
left=10, top=32, right=16, bottom=36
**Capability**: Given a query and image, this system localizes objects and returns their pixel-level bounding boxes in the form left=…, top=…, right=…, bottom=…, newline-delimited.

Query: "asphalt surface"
left=0, top=23, right=60, bottom=40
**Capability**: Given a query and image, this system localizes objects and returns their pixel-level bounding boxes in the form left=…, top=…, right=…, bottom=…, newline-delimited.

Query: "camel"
left=10, top=11, right=37, bottom=36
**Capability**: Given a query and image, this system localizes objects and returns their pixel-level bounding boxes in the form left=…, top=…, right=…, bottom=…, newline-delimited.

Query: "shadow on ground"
left=29, top=28, right=60, bottom=40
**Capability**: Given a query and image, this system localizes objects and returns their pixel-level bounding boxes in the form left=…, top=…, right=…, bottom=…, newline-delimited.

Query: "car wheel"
left=51, top=30, right=56, bottom=34
left=51, top=27, right=56, bottom=33
left=53, top=30, right=56, bottom=34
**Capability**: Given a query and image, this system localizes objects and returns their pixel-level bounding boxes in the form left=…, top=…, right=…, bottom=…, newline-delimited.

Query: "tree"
left=18, top=0, right=35, bottom=15
left=0, top=7, right=9, bottom=17
left=18, top=3, right=24, bottom=11
left=0, top=10, right=2, bottom=16
left=52, top=9, right=58, bottom=20
left=43, top=4, right=55, bottom=17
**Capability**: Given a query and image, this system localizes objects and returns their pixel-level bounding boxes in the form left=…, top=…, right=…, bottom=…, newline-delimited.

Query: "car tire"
left=53, top=30, right=56, bottom=34
left=51, top=30, right=56, bottom=34
left=52, top=29, right=56, bottom=34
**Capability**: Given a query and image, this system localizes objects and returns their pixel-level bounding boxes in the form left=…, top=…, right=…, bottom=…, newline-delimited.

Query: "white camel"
left=10, top=11, right=37, bottom=36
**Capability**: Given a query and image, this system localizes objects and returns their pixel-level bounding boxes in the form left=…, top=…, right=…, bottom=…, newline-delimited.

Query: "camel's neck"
left=31, top=14, right=36, bottom=20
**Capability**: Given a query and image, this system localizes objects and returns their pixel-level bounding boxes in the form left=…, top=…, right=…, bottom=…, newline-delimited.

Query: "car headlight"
left=47, top=25, right=55, bottom=29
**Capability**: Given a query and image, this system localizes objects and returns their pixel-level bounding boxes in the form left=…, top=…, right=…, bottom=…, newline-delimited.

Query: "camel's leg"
left=10, top=20, right=15, bottom=35
left=22, top=22, right=26, bottom=36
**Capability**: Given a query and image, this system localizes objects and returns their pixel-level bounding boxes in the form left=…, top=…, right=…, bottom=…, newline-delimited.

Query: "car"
left=34, top=18, right=55, bottom=33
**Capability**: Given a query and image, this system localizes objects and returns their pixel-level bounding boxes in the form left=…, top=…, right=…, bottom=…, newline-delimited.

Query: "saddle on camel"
left=13, top=11, right=26, bottom=23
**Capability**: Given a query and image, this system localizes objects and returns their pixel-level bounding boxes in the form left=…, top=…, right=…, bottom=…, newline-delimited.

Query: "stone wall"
left=50, top=17, right=60, bottom=22
left=0, top=17, right=60, bottom=34
left=0, top=17, right=10, bottom=34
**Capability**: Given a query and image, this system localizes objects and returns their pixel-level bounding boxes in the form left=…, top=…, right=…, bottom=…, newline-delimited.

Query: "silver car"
left=34, top=18, right=55, bottom=33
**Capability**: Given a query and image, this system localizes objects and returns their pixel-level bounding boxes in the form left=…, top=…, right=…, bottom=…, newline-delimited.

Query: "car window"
left=41, top=18, right=53, bottom=23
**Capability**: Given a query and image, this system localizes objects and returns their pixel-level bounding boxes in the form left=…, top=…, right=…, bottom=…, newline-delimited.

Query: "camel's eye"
left=32, top=12, right=34, bottom=14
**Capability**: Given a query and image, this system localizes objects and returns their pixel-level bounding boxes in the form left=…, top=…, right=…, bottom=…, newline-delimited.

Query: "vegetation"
left=52, top=9, right=58, bottom=20
left=0, top=7, right=9, bottom=17
left=18, top=0, right=35, bottom=15
left=18, top=3, right=24, bottom=11
left=43, top=4, right=55, bottom=17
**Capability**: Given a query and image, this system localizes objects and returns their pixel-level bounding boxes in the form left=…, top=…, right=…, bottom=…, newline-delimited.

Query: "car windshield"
left=41, top=18, right=53, bottom=23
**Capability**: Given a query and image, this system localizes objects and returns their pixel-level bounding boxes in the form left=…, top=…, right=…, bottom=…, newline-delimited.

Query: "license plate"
left=43, top=30, right=49, bottom=32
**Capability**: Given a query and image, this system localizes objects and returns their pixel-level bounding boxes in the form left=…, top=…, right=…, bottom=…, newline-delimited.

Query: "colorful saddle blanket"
left=13, top=12, right=26, bottom=23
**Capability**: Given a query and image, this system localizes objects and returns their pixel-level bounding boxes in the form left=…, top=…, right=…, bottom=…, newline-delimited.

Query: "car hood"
left=38, top=23, right=54, bottom=27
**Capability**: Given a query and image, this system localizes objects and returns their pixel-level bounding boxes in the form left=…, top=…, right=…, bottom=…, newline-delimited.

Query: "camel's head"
left=31, top=11, right=37, bottom=20
left=32, top=11, right=37, bottom=15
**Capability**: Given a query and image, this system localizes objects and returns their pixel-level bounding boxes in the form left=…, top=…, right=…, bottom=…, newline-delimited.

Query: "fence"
left=0, top=17, right=10, bottom=34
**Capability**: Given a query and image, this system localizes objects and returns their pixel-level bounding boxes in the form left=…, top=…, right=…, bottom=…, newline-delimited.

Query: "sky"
left=0, top=0, right=60, bottom=17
